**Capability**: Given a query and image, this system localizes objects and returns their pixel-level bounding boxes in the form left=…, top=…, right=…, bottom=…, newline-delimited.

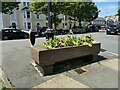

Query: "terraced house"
left=1, top=2, right=79, bottom=31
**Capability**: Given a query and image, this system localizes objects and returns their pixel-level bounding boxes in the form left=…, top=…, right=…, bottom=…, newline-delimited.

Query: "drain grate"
left=75, top=68, right=87, bottom=74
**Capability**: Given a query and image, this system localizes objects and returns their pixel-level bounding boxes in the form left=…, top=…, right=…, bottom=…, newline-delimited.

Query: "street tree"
left=30, top=1, right=99, bottom=29
left=62, top=2, right=99, bottom=26
left=82, top=2, right=99, bottom=24
left=30, top=2, right=63, bottom=30
left=1, top=2, right=20, bottom=14
left=61, top=2, right=76, bottom=28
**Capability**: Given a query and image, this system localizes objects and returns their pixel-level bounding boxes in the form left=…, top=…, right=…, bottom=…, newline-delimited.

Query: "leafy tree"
left=61, top=2, right=76, bottom=28
left=30, top=2, right=99, bottom=29
left=51, top=2, right=64, bottom=30
left=30, top=2, right=63, bottom=30
left=1, top=2, right=20, bottom=14
left=30, top=2, right=47, bottom=15
left=63, top=2, right=99, bottom=26
left=82, top=2, right=99, bottom=24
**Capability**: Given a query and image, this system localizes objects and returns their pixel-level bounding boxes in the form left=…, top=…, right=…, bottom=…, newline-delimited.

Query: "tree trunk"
left=70, top=22, right=71, bottom=29
left=54, top=13, right=57, bottom=30
left=69, top=19, right=72, bottom=29
left=79, top=19, right=82, bottom=26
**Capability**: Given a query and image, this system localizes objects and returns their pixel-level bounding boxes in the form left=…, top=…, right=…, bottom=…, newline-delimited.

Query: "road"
left=87, top=31, right=119, bottom=55
left=0, top=31, right=119, bottom=88
left=1, top=31, right=119, bottom=55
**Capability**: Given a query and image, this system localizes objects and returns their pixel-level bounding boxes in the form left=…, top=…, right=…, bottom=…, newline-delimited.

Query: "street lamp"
left=68, top=19, right=72, bottom=29
left=45, top=1, right=54, bottom=40
left=47, top=2, right=52, bottom=29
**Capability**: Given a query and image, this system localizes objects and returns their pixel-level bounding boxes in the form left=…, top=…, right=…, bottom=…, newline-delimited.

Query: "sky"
left=93, top=0, right=119, bottom=17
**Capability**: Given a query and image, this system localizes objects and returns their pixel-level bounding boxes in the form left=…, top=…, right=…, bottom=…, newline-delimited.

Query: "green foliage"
left=30, top=2, right=99, bottom=27
left=2, top=84, right=6, bottom=90
left=43, top=35, right=96, bottom=49
left=63, top=2, right=99, bottom=25
left=30, top=2, right=63, bottom=29
left=30, top=2, right=47, bottom=15
left=1, top=2, right=20, bottom=14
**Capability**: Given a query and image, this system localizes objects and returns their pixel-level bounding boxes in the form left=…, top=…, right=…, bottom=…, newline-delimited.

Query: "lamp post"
left=48, top=2, right=52, bottom=29
left=45, top=1, right=54, bottom=40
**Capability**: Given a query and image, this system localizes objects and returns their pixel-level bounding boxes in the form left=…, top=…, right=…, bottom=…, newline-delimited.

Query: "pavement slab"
left=65, top=58, right=118, bottom=88
left=33, top=74, right=89, bottom=88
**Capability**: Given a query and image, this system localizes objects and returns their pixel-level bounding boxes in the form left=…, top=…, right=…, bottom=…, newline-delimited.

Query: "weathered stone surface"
left=31, top=43, right=101, bottom=75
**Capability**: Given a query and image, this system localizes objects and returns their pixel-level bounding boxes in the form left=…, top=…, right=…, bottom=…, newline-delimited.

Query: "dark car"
left=106, top=25, right=120, bottom=35
left=56, top=29, right=69, bottom=35
left=1, top=28, right=29, bottom=40
left=86, top=25, right=99, bottom=32
left=38, top=27, right=48, bottom=36
left=72, top=26, right=86, bottom=34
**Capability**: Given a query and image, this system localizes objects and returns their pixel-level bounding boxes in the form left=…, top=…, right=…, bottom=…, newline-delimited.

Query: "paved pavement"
left=33, top=74, right=89, bottom=88
left=31, top=58, right=118, bottom=88
left=0, top=31, right=119, bottom=88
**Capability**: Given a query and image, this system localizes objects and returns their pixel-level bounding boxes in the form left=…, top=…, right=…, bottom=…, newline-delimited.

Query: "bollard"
left=29, top=30, right=36, bottom=46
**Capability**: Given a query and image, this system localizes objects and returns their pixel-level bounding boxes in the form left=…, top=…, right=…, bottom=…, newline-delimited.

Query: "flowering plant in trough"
left=43, top=35, right=96, bottom=49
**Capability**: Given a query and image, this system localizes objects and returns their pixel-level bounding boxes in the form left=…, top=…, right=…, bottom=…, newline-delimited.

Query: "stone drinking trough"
left=31, top=43, right=101, bottom=75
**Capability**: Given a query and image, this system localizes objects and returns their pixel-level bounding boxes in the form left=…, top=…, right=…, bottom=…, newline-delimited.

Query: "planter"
left=31, top=43, right=101, bottom=75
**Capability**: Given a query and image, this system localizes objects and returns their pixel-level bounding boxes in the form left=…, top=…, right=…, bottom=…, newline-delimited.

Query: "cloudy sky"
left=93, top=0, right=119, bottom=17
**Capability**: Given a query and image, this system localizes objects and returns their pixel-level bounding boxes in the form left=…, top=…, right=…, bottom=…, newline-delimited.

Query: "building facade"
left=1, top=2, right=79, bottom=31
left=92, top=15, right=119, bottom=27
left=92, top=17, right=106, bottom=26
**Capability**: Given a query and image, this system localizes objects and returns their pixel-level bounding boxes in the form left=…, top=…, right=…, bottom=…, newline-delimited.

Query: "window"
left=23, top=11, right=31, bottom=18
left=12, top=29, right=21, bottom=33
left=27, top=2, right=29, bottom=7
left=23, top=2, right=26, bottom=6
left=24, top=11, right=26, bottom=18
left=36, top=14, right=39, bottom=19
left=24, top=22, right=26, bottom=29
left=36, top=23, right=40, bottom=31
left=23, top=2, right=30, bottom=7
left=12, top=22, right=16, bottom=29
left=4, top=30, right=9, bottom=33
left=27, top=22, right=31, bottom=29
left=46, top=23, right=48, bottom=26
left=37, top=23, right=40, bottom=26
left=27, top=11, right=30, bottom=18
left=63, top=23, right=64, bottom=28
left=24, top=22, right=32, bottom=29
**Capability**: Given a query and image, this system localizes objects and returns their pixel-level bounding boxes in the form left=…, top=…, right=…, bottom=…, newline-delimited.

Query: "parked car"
left=106, top=25, right=120, bottom=35
left=86, top=25, right=99, bottom=32
left=55, top=29, right=64, bottom=35
left=72, top=26, right=86, bottom=34
left=116, top=24, right=120, bottom=34
left=38, top=27, right=48, bottom=36
left=55, top=29, right=69, bottom=35
left=0, top=28, right=29, bottom=40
